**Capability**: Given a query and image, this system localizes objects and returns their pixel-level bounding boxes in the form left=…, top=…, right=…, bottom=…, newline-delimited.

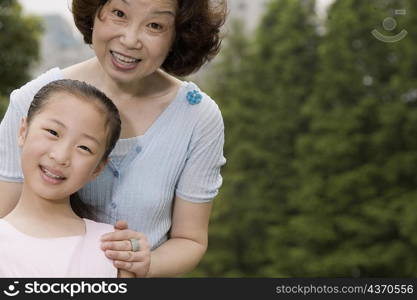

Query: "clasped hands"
left=101, top=220, right=151, bottom=278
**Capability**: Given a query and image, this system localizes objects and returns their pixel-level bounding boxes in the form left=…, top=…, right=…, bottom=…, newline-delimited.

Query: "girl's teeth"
left=43, top=168, right=64, bottom=179
left=112, top=52, right=139, bottom=64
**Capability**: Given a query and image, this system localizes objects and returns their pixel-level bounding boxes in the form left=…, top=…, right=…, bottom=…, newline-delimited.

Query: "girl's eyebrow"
left=47, top=118, right=101, bottom=146
left=82, top=133, right=101, bottom=146
left=48, top=118, right=65, bottom=128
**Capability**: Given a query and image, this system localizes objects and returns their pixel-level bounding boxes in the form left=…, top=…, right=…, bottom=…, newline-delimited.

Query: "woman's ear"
left=18, top=117, right=28, bottom=147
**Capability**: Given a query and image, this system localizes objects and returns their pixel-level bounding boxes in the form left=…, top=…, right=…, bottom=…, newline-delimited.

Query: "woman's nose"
left=120, top=26, right=143, bottom=49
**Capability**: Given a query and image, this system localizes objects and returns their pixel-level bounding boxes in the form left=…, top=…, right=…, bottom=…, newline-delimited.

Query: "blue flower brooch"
left=186, top=90, right=202, bottom=105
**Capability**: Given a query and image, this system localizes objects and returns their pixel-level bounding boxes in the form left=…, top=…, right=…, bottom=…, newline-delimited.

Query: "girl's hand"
left=101, top=220, right=151, bottom=278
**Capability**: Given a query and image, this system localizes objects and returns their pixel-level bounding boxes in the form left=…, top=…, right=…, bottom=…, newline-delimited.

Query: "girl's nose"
left=49, top=145, right=71, bottom=167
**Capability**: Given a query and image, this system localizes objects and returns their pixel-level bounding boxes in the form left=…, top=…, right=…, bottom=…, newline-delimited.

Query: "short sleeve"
left=0, top=93, right=24, bottom=182
left=175, top=98, right=227, bottom=203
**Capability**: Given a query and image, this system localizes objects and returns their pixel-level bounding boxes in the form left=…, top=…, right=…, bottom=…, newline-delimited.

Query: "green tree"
left=190, top=20, right=260, bottom=276
left=287, top=0, right=417, bottom=276
left=0, top=0, right=42, bottom=117
left=192, top=0, right=319, bottom=276
left=254, top=0, right=319, bottom=276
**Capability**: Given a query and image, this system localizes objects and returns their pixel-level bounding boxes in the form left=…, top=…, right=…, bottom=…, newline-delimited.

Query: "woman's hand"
left=101, top=220, right=151, bottom=278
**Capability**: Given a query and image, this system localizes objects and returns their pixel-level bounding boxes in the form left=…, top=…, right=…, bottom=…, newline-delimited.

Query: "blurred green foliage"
left=190, top=0, right=417, bottom=277
left=0, top=0, right=42, bottom=118
left=0, top=95, right=7, bottom=118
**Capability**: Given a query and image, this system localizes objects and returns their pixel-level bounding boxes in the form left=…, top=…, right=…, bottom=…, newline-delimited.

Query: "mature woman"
left=0, top=0, right=226, bottom=277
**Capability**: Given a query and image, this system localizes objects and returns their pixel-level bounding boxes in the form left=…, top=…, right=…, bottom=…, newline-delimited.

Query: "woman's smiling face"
left=92, top=0, right=177, bottom=84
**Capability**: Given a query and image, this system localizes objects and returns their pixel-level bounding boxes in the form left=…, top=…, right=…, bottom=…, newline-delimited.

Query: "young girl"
left=0, top=79, right=124, bottom=277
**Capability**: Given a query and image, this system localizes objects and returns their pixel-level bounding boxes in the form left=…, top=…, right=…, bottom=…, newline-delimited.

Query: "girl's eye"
left=79, top=145, right=93, bottom=154
left=112, top=9, right=125, bottom=18
left=148, top=23, right=163, bottom=31
left=46, top=129, right=58, bottom=137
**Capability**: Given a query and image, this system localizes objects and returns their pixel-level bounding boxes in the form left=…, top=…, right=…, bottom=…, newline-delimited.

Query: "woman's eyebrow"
left=153, top=10, right=176, bottom=17
left=119, top=0, right=175, bottom=17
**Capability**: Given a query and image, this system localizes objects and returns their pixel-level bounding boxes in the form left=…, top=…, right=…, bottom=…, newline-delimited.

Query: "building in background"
left=31, top=14, right=93, bottom=76
left=226, top=0, right=269, bottom=32
left=191, top=0, right=270, bottom=82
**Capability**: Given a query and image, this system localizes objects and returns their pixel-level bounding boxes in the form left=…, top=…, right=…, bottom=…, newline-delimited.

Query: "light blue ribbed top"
left=0, top=68, right=226, bottom=249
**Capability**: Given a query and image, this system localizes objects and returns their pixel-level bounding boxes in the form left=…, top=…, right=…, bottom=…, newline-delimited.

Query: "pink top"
left=0, top=218, right=117, bottom=278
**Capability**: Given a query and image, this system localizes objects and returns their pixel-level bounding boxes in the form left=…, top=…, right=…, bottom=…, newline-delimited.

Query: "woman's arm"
left=147, top=196, right=212, bottom=277
left=0, top=181, right=21, bottom=217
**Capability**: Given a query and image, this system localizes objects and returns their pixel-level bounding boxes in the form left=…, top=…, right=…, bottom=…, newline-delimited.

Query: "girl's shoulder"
left=83, top=218, right=114, bottom=237
left=0, top=218, right=12, bottom=235
left=0, top=218, right=22, bottom=239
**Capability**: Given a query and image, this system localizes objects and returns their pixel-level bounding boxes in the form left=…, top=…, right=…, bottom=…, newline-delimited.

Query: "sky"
left=19, top=0, right=73, bottom=21
left=18, top=0, right=76, bottom=32
left=18, top=0, right=336, bottom=24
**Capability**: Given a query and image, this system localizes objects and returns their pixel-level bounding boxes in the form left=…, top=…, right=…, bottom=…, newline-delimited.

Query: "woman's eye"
left=46, top=129, right=58, bottom=137
left=112, top=9, right=125, bottom=18
left=148, top=23, right=163, bottom=31
left=79, top=145, right=93, bottom=153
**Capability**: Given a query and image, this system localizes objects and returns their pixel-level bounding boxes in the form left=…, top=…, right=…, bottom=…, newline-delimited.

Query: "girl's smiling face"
left=19, top=92, right=108, bottom=201
left=92, top=0, right=177, bottom=84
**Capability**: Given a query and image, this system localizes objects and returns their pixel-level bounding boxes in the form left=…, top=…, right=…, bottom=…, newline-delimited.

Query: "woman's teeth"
left=112, top=51, right=140, bottom=64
